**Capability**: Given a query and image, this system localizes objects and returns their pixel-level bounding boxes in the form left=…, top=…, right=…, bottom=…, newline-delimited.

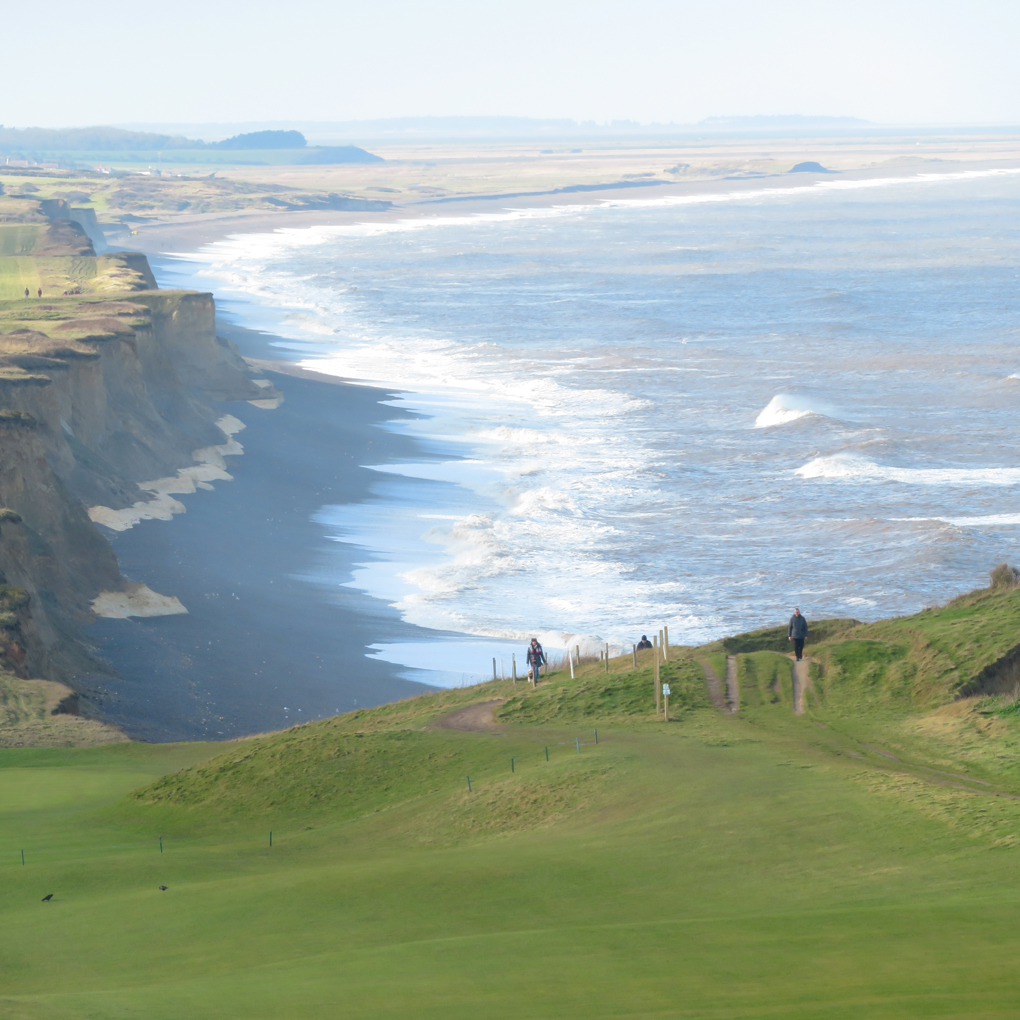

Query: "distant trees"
left=214, top=130, right=307, bottom=150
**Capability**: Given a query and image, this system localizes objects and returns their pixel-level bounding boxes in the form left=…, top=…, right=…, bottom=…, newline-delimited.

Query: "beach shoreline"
left=77, top=308, right=476, bottom=742
left=112, top=156, right=1020, bottom=256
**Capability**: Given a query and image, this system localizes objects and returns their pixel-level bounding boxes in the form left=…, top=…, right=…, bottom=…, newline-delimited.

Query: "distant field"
left=4, top=587, right=1020, bottom=1019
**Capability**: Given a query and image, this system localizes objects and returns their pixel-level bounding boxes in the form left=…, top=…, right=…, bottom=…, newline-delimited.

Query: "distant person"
left=36, top=287, right=42, bottom=298
left=637, top=635, right=652, bottom=650
left=788, top=608, right=808, bottom=661
left=23, top=287, right=29, bottom=298
left=526, top=638, right=546, bottom=682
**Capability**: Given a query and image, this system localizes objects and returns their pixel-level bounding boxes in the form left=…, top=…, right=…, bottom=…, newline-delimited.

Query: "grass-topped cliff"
left=0, top=194, right=270, bottom=696
left=4, top=575, right=1020, bottom=1018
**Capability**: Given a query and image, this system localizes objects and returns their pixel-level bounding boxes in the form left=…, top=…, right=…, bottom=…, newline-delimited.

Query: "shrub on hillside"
left=989, top=563, right=1020, bottom=589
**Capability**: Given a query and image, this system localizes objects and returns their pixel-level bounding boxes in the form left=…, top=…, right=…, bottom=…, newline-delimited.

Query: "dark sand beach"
left=77, top=315, right=450, bottom=742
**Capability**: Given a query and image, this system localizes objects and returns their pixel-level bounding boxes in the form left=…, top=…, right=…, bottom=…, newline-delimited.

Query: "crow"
left=158, top=885, right=168, bottom=891
left=41, top=894, right=53, bottom=902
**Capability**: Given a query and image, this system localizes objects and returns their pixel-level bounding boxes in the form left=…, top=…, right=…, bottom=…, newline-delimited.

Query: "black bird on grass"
left=158, top=885, right=168, bottom=891
left=41, top=894, right=52, bottom=901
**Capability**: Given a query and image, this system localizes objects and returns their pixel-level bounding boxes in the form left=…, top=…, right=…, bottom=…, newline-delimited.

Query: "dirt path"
left=432, top=700, right=504, bottom=732
left=724, top=656, right=740, bottom=714
left=698, top=659, right=728, bottom=712
left=790, top=657, right=812, bottom=715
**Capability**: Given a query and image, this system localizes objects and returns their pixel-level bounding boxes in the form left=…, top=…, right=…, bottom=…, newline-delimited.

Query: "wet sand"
left=76, top=317, right=449, bottom=742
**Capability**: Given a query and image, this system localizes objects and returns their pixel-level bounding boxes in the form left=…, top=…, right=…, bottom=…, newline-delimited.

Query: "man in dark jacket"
left=788, top=608, right=808, bottom=661
left=526, top=638, right=546, bottom=682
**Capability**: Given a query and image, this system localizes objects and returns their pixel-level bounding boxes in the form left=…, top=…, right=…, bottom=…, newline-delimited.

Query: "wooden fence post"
left=654, top=646, right=661, bottom=713
left=663, top=625, right=670, bottom=663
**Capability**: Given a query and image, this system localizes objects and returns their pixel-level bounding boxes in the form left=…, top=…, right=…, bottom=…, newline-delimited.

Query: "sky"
left=4, top=0, right=1019, bottom=128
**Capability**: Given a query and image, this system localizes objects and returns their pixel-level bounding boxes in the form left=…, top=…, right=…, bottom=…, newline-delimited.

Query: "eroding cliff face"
left=0, top=284, right=275, bottom=683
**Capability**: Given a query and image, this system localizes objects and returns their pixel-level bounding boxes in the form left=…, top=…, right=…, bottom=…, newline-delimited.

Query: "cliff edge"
left=0, top=196, right=277, bottom=733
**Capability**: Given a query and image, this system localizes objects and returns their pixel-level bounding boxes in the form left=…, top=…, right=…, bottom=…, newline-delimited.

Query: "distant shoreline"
left=114, top=156, right=1020, bottom=258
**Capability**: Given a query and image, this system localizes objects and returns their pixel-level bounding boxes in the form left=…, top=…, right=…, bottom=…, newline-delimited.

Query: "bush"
left=989, top=563, right=1020, bottom=589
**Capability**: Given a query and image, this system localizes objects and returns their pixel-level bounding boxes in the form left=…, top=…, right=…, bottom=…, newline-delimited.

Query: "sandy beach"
left=77, top=314, right=454, bottom=742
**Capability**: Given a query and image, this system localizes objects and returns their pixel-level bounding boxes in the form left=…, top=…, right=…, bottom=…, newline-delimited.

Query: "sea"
left=159, top=167, right=1020, bottom=685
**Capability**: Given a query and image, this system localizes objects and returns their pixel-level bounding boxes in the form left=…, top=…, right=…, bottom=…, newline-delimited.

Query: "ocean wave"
left=755, top=393, right=836, bottom=428
left=894, top=514, right=1020, bottom=527
left=797, top=453, right=1020, bottom=486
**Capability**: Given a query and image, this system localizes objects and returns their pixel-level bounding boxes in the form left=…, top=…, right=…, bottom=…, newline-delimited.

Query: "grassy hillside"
left=5, top=583, right=1020, bottom=1018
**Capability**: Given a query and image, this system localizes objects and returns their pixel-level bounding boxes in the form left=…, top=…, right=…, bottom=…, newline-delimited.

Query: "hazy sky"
left=5, top=0, right=1019, bottom=127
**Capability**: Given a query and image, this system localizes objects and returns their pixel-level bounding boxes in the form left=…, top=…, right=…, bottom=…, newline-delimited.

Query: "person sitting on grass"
left=637, top=635, right=652, bottom=650
left=788, top=608, right=809, bottom=661
left=526, top=638, right=546, bottom=682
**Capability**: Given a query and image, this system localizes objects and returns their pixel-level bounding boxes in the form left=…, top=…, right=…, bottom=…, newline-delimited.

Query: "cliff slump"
left=0, top=282, right=271, bottom=685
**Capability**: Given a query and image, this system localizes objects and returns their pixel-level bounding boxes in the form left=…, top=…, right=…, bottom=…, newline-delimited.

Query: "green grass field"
left=5, top=584, right=1020, bottom=1020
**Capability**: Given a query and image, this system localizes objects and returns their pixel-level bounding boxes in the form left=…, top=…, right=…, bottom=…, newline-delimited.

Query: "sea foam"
left=797, top=453, right=1020, bottom=486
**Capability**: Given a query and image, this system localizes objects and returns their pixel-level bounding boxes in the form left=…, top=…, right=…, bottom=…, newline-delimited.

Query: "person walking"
left=788, top=608, right=808, bottom=661
left=526, top=638, right=546, bottom=682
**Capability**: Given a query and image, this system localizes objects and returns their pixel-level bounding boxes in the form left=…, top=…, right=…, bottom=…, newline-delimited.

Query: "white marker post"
left=663, top=626, right=670, bottom=663
left=662, top=683, right=671, bottom=722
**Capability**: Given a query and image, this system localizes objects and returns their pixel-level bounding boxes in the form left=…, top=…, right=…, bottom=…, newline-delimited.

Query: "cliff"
left=0, top=197, right=276, bottom=719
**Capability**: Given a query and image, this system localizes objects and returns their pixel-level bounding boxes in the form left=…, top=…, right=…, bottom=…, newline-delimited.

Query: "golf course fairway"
left=2, top=630, right=1020, bottom=1018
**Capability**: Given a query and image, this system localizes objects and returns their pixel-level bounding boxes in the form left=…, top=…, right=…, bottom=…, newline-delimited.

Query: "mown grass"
left=4, top=644, right=1020, bottom=1018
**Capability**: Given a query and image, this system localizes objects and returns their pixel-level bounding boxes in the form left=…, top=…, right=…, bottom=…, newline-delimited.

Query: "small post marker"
left=269, top=830, right=273, bottom=847
left=632, top=643, right=637, bottom=668
left=594, top=728, right=598, bottom=744
left=467, top=776, right=472, bottom=792
left=159, top=836, right=163, bottom=855
left=662, top=684, right=671, bottom=722
left=545, top=746, right=549, bottom=761
left=511, top=757, right=515, bottom=773
left=493, top=657, right=497, bottom=681
left=501, top=658, right=505, bottom=681
left=512, top=654, right=517, bottom=682
left=576, top=737, right=580, bottom=754
left=21, top=849, right=24, bottom=866
left=575, top=644, right=580, bottom=664
left=569, top=654, right=575, bottom=679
